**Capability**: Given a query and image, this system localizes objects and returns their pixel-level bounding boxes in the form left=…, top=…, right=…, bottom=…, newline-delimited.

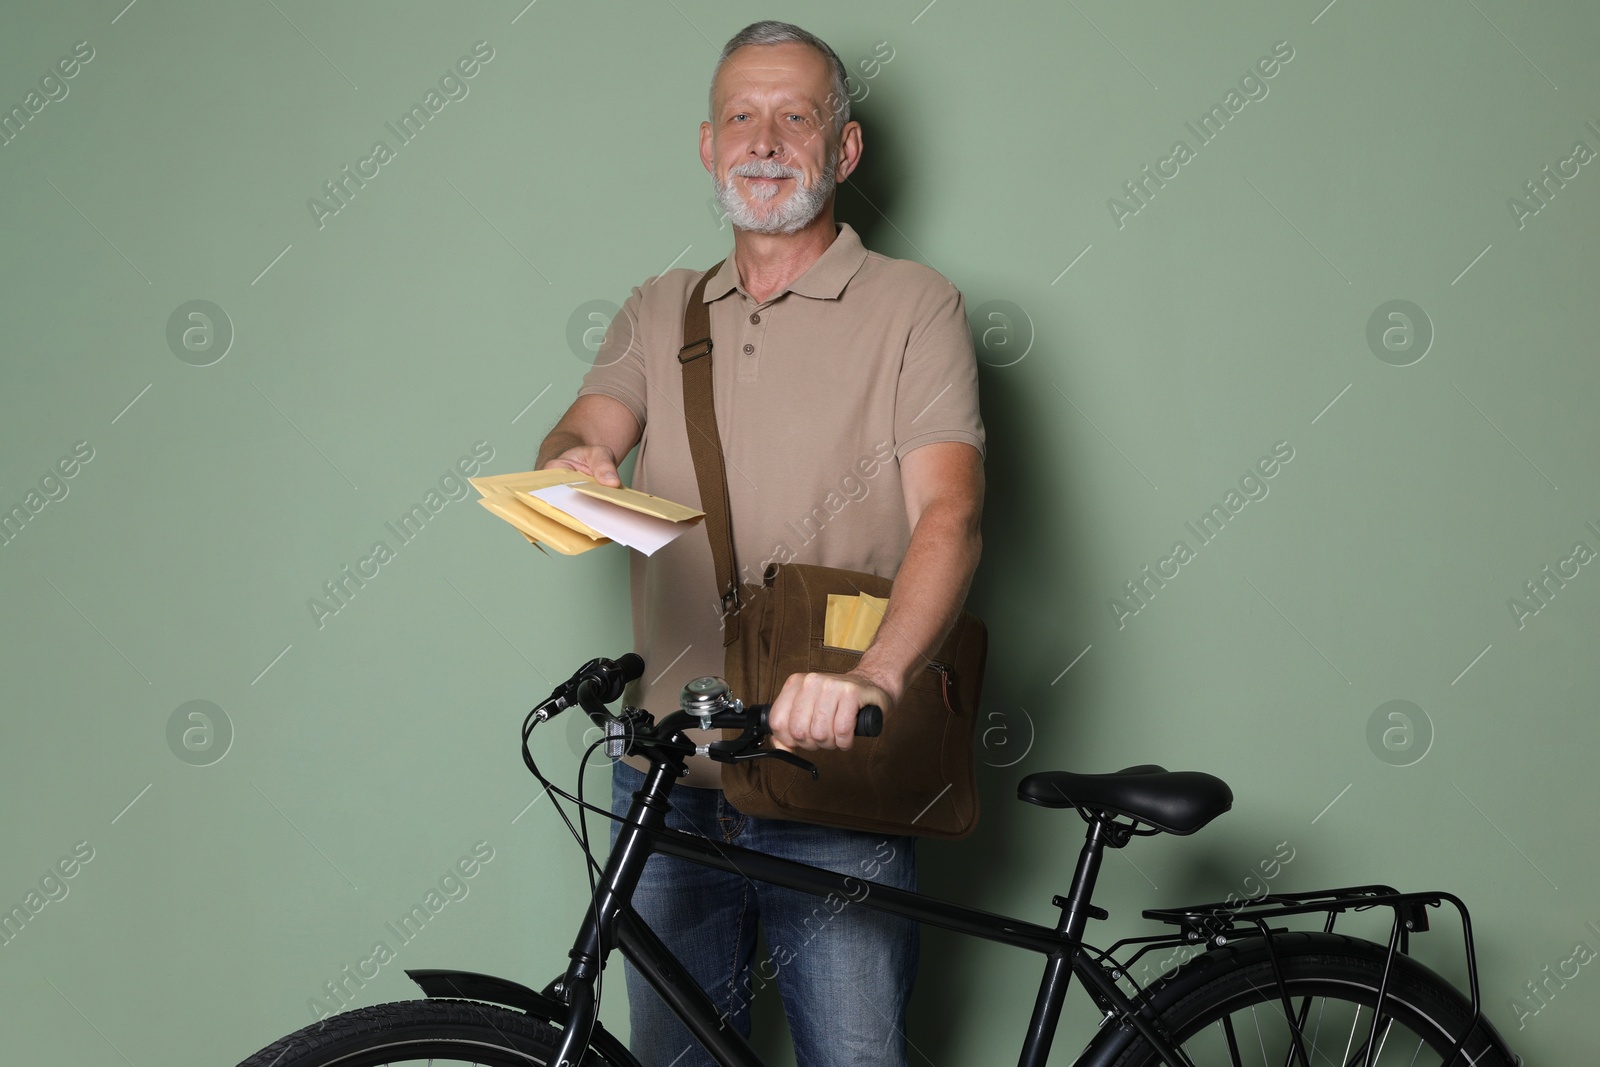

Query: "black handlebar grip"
left=614, top=653, right=645, bottom=685
left=856, top=705, right=883, bottom=737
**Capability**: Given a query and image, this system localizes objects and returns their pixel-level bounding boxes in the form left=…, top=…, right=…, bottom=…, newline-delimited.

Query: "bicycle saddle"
left=1017, top=764, right=1232, bottom=835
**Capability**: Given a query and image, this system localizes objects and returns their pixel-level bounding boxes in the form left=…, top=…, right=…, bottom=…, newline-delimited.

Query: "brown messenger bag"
left=675, top=260, right=987, bottom=839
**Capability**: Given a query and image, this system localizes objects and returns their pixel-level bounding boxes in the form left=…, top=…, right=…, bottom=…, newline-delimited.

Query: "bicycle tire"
left=1107, top=932, right=1516, bottom=1067
left=235, top=998, right=636, bottom=1067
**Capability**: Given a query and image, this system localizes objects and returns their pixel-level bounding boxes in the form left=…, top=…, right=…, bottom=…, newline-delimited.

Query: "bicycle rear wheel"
left=1109, top=932, right=1515, bottom=1067
left=235, top=999, right=636, bottom=1067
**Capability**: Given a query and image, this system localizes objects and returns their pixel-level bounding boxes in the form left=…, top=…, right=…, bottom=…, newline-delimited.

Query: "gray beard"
left=713, top=151, right=837, bottom=235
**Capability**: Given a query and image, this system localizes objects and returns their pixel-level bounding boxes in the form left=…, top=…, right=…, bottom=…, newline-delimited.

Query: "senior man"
left=536, top=20, right=984, bottom=1067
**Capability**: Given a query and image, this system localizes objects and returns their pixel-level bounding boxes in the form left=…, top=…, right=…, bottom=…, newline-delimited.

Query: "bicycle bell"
left=681, top=675, right=739, bottom=728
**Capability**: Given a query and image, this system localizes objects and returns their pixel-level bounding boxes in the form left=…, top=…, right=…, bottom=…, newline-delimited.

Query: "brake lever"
left=724, top=747, right=819, bottom=780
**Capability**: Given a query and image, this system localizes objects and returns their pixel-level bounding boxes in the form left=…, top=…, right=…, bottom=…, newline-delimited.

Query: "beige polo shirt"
left=578, top=221, right=984, bottom=788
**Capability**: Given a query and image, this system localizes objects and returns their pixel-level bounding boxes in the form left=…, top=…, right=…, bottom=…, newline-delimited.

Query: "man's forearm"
left=855, top=502, right=982, bottom=703
left=535, top=427, right=586, bottom=470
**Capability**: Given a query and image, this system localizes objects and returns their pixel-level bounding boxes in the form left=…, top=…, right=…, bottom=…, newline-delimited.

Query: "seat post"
left=1016, top=817, right=1115, bottom=1067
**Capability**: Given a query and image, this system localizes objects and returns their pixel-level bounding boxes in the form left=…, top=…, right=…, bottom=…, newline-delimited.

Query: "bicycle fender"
left=405, top=968, right=641, bottom=1067
left=1071, top=932, right=1519, bottom=1067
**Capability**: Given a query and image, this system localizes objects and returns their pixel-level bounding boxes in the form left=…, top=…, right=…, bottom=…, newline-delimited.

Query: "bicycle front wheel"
left=1109, top=932, right=1515, bottom=1067
left=236, top=999, right=636, bottom=1067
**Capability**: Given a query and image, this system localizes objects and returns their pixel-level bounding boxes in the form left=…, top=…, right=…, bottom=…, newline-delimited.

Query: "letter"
left=1137, top=564, right=1167, bottom=598
left=1258, top=855, right=1281, bottom=879
left=1557, top=953, right=1582, bottom=981
left=472, top=439, right=495, bottom=464
left=353, top=153, right=379, bottom=181
left=395, top=904, right=430, bottom=938
left=336, top=564, right=366, bottom=598
left=23, top=91, right=47, bottom=115
left=39, top=873, right=68, bottom=902
left=1537, top=564, right=1566, bottom=598
left=422, top=489, right=447, bottom=513
left=1271, top=440, right=1294, bottom=462
left=57, top=56, right=82, bottom=79
left=1256, top=455, right=1280, bottom=478
left=1539, top=964, right=1567, bottom=998
left=1574, top=140, right=1596, bottom=165
left=1156, top=153, right=1180, bottom=179
left=1271, top=40, right=1294, bottom=62
left=456, top=56, right=480, bottom=78
left=1557, top=553, right=1580, bottom=580
left=39, top=75, right=69, bottom=103
left=1184, top=520, right=1210, bottom=545
left=356, top=950, right=382, bottom=980
left=1222, top=90, right=1247, bottom=114
left=1156, top=554, right=1180, bottom=579
left=1223, top=490, right=1246, bottom=514
left=873, top=439, right=894, bottom=463
left=73, top=41, right=95, bottom=62
left=1557, top=154, right=1581, bottom=180
left=55, top=855, right=80, bottom=879
left=39, top=474, right=68, bottom=502
left=1172, top=541, right=1196, bottom=565
left=440, top=73, right=468, bottom=102
left=308, top=598, right=338, bottom=628
left=440, top=873, right=469, bottom=902
left=1536, top=164, right=1566, bottom=199
left=1523, top=179, right=1548, bottom=206
left=1136, top=163, right=1167, bottom=198
left=322, top=180, right=348, bottom=207
left=1574, top=541, right=1596, bottom=565
left=372, top=140, right=397, bottom=165
left=471, top=40, right=494, bottom=62
left=438, top=472, right=469, bottom=502
left=823, top=491, right=847, bottom=515
left=841, top=474, right=868, bottom=503
left=1198, top=104, right=1230, bottom=138
left=1256, top=56, right=1280, bottom=79
left=397, top=504, right=431, bottom=539
left=398, top=105, right=430, bottom=138
left=309, top=197, right=339, bottom=229
left=755, top=954, right=781, bottom=980
left=423, top=890, right=446, bottom=913
left=473, top=839, right=495, bottom=863
left=799, top=506, right=830, bottom=540
left=1574, top=941, right=1597, bottom=965
left=23, top=490, right=47, bottom=514
left=0, top=105, right=30, bottom=144
left=336, top=965, right=365, bottom=997
left=1240, top=473, right=1268, bottom=502
left=384, top=520, right=412, bottom=545
left=1184, top=120, right=1211, bottom=145
left=1275, top=840, right=1295, bottom=862
left=456, top=855, right=481, bottom=878
left=1508, top=597, right=1538, bottom=628
left=72, top=841, right=93, bottom=863
left=336, top=165, right=365, bottom=200
left=1110, top=597, right=1139, bottom=629
left=1171, top=141, right=1197, bottom=165
left=773, top=942, right=797, bottom=966
left=307, top=995, right=337, bottom=1020
left=1508, top=997, right=1538, bottom=1030
left=856, top=456, right=880, bottom=480
left=422, top=89, right=446, bottom=114
left=355, top=554, right=380, bottom=580
left=1123, top=579, right=1149, bottom=607
left=825, top=891, right=850, bottom=915
left=55, top=455, right=80, bottom=479
left=1524, top=979, right=1549, bottom=1008
left=370, top=540, right=395, bottom=565
left=1240, top=73, right=1268, bottom=101
left=321, top=979, right=353, bottom=1006
left=372, top=941, right=396, bottom=965
left=2, top=503, right=30, bottom=540
left=0, top=905, right=29, bottom=940
left=773, top=540, right=797, bottom=565
left=23, top=892, right=46, bottom=914
left=1109, top=196, right=1139, bottom=228
left=1121, top=179, right=1148, bottom=206
left=1196, top=504, right=1230, bottom=538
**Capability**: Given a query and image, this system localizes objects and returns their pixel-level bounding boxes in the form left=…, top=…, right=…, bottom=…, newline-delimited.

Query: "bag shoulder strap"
left=677, top=260, right=740, bottom=638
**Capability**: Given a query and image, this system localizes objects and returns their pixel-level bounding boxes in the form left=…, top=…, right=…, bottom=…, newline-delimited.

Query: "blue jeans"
left=609, top=760, right=919, bottom=1067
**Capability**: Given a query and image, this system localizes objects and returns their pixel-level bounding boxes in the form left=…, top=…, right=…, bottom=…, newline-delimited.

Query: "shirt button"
left=749, top=312, right=761, bottom=324
left=742, top=343, right=754, bottom=354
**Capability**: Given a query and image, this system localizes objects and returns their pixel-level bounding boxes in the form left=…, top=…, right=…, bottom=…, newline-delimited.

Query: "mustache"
left=728, top=160, right=804, bottom=181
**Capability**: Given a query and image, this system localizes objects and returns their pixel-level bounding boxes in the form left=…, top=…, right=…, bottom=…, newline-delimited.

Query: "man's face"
left=701, top=42, right=860, bottom=235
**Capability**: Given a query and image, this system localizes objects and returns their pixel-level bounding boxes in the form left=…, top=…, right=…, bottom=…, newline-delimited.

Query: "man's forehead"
left=715, top=44, right=830, bottom=100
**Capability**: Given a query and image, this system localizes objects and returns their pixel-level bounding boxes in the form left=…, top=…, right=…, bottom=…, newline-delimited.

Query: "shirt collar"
left=702, top=222, right=869, bottom=303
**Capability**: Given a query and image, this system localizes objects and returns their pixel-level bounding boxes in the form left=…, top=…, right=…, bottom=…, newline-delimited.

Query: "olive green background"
left=3, top=0, right=1596, bottom=1062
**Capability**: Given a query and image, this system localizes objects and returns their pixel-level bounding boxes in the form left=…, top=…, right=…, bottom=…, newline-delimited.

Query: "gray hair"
left=709, top=21, right=851, bottom=134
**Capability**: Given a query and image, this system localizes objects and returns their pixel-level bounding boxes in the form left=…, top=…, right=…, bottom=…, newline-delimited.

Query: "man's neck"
left=730, top=209, right=839, bottom=304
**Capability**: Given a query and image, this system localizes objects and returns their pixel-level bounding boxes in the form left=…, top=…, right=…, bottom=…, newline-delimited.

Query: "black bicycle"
left=238, top=654, right=1520, bottom=1067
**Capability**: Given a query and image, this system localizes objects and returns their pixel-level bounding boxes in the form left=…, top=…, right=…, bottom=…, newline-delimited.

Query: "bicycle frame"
left=542, top=758, right=1193, bottom=1067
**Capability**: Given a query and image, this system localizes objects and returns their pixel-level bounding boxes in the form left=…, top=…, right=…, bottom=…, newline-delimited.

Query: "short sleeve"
left=576, top=285, right=649, bottom=429
left=893, top=278, right=985, bottom=460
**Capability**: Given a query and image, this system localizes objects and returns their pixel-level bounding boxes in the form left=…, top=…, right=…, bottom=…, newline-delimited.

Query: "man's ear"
left=834, top=120, right=864, bottom=183
left=699, top=122, right=714, bottom=173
